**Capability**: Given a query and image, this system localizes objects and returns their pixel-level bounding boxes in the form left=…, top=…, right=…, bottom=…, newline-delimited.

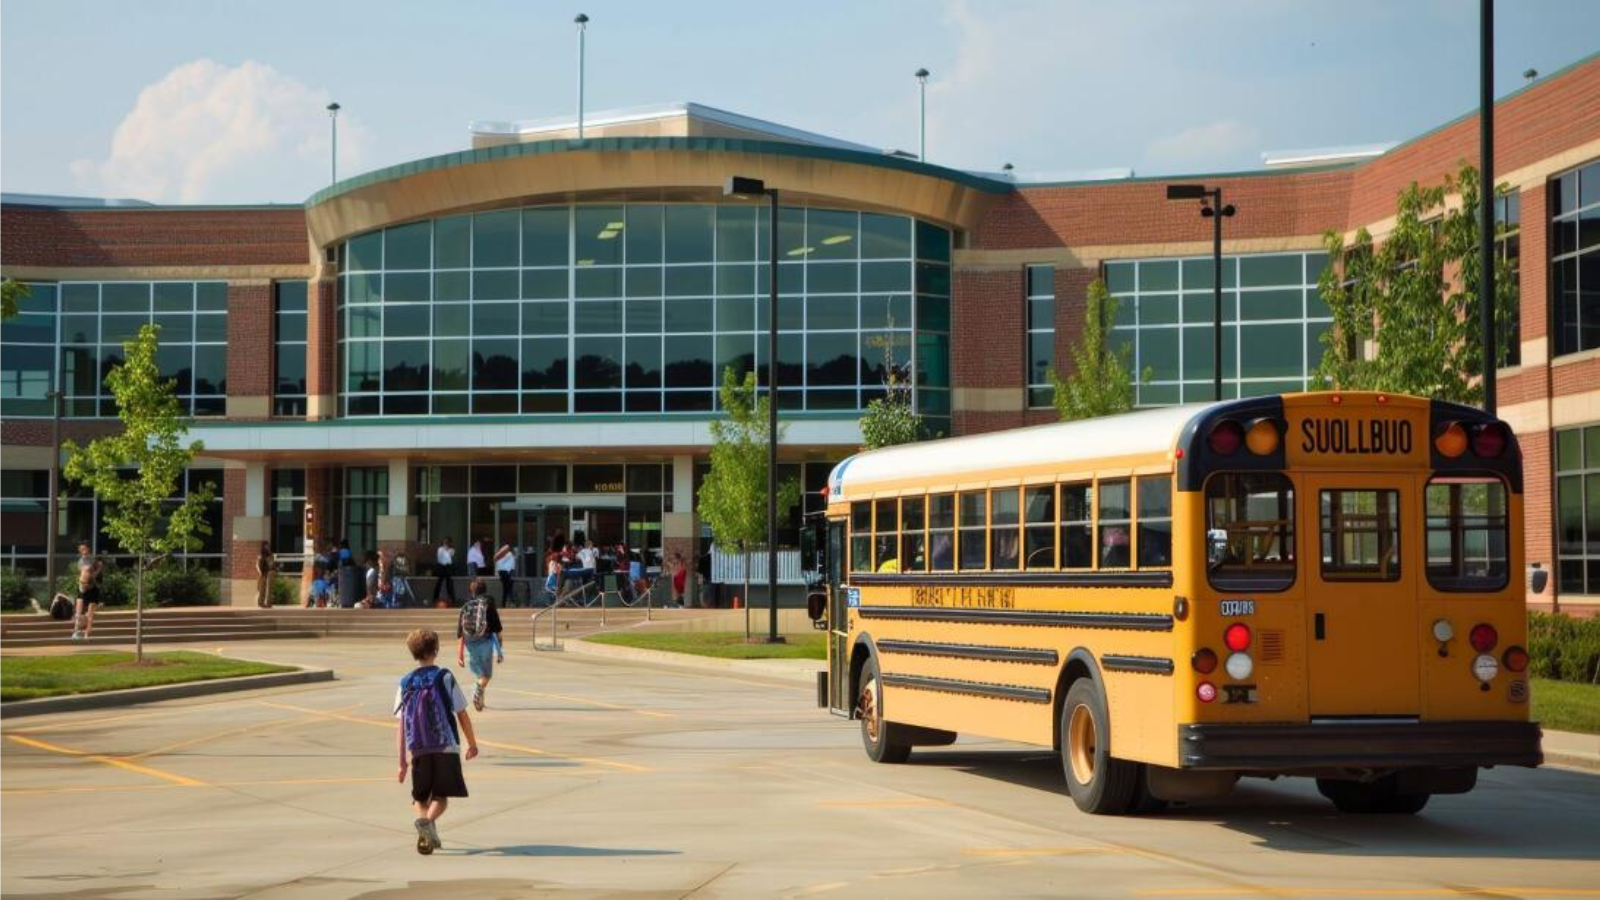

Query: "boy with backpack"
left=396, top=628, right=478, bottom=855
left=455, top=579, right=504, bottom=712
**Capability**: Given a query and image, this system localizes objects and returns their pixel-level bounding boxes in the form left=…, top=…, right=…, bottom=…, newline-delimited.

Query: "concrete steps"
left=1, top=609, right=315, bottom=648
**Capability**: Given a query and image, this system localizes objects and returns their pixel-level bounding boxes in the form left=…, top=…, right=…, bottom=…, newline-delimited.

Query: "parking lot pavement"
left=3, top=638, right=1599, bottom=899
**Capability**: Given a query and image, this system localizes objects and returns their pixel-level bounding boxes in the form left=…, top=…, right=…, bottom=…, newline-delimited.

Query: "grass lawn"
left=0, top=651, right=294, bottom=703
left=587, top=630, right=827, bottom=660
left=1532, top=677, right=1600, bottom=735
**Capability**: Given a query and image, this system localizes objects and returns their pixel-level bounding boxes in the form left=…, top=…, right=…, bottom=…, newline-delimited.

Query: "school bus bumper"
left=1178, top=721, right=1543, bottom=771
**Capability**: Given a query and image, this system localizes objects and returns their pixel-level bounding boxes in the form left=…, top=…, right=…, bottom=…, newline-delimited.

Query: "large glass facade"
left=274, top=281, right=309, bottom=416
left=1103, top=252, right=1332, bottom=405
left=1553, top=159, right=1600, bottom=358
left=337, top=203, right=950, bottom=420
left=0, top=281, right=229, bottom=418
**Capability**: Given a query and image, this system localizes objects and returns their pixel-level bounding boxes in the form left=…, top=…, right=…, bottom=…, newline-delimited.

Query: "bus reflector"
left=1225, top=652, right=1254, bottom=680
left=1196, top=681, right=1218, bottom=703
left=1435, top=422, right=1468, bottom=458
left=1503, top=646, right=1529, bottom=673
left=1469, top=623, right=1498, bottom=653
left=1472, top=653, right=1500, bottom=682
left=1432, top=619, right=1454, bottom=642
left=1224, top=622, right=1252, bottom=652
left=1245, top=419, right=1280, bottom=455
left=1471, top=423, right=1508, bottom=458
left=1191, top=648, right=1218, bottom=674
left=1209, top=421, right=1244, bottom=456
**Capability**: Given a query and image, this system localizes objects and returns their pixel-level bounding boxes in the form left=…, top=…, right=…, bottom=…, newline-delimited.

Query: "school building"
left=1, top=54, right=1596, bottom=611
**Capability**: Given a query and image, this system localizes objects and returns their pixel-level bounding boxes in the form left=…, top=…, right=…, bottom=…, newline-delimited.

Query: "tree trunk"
left=135, top=557, right=145, bottom=663
left=743, top=545, right=751, bottom=641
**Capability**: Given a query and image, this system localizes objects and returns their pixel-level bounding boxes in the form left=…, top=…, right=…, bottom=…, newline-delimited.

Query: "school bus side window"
left=929, top=493, right=955, bottom=571
left=959, top=492, right=988, bottom=570
left=874, top=498, right=899, bottom=572
left=1097, top=480, right=1131, bottom=569
left=900, top=496, right=927, bottom=573
left=1060, top=483, right=1093, bottom=568
left=1024, top=485, right=1056, bottom=569
left=991, top=488, right=1021, bottom=570
left=1136, top=476, right=1172, bottom=568
left=850, top=501, right=871, bottom=573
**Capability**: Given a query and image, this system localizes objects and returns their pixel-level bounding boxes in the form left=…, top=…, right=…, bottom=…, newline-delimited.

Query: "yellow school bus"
left=815, top=392, right=1541, bottom=815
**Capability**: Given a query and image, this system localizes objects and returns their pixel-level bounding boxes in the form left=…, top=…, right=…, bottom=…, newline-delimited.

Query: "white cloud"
left=1143, top=120, right=1263, bottom=173
left=71, top=59, right=367, bottom=204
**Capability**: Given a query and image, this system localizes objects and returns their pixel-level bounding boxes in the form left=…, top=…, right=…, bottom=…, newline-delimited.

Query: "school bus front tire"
left=858, top=655, right=912, bottom=764
left=1061, top=678, right=1139, bottom=814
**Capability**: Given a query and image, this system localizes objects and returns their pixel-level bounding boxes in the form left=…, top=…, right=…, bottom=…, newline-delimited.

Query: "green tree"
left=858, top=333, right=931, bottom=449
left=1049, top=279, right=1147, bottom=420
left=1, top=278, right=30, bottom=320
left=697, top=368, right=801, bottom=638
left=62, top=324, right=216, bottom=661
left=1314, top=162, right=1518, bottom=403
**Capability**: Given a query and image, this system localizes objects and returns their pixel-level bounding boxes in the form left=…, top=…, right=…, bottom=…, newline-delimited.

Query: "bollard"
left=815, top=670, right=828, bottom=708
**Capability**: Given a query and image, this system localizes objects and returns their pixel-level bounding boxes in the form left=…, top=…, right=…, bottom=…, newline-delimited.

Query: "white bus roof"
left=828, top=403, right=1213, bottom=501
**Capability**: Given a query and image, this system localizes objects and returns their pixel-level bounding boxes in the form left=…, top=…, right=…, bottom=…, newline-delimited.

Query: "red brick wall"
left=0, top=207, right=309, bottom=268
left=306, top=278, right=338, bottom=405
left=226, top=282, right=273, bottom=405
left=0, top=419, right=121, bottom=448
left=1552, top=357, right=1600, bottom=397
left=224, top=468, right=254, bottom=581
left=1519, top=186, right=1549, bottom=341
left=952, top=268, right=1025, bottom=389
left=1520, top=429, right=1554, bottom=602
left=1052, top=267, right=1096, bottom=380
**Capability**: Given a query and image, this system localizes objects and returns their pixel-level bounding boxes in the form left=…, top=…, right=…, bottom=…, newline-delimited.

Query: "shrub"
left=2, top=567, right=36, bottom=611
left=269, top=575, right=297, bottom=606
left=55, top=566, right=135, bottom=608
left=146, top=564, right=220, bottom=607
left=1527, top=611, right=1600, bottom=684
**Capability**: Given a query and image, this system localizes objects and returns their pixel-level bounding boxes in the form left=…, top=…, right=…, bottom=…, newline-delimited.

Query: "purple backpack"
left=399, top=666, right=459, bottom=754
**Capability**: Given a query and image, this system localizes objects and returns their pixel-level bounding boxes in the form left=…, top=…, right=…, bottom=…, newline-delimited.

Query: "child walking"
left=395, top=629, right=479, bottom=855
left=456, top=579, right=504, bottom=712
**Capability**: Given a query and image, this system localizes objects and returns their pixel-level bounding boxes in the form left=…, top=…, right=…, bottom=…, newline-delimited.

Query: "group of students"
left=430, top=537, right=520, bottom=606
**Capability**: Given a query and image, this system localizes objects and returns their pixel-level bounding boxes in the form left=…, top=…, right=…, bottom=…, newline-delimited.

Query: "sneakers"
left=424, top=819, right=443, bottom=850
left=413, top=818, right=433, bottom=855
left=471, top=683, right=485, bottom=712
left=70, top=631, right=83, bottom=642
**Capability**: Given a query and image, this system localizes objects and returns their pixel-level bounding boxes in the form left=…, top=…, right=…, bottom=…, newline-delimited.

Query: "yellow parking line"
left=6, top=735, right=205, bottom=787
left=819, top=798, right=949, bottom=808
left=1137, top=890, right=1600, bottom=898
left=963, top=846, right=1121, bottom=857
left=254, top=699, right=649, bottom=772
left=2, top=765, right=598, bottom=797
left=495, top=687, right=674, bottom=718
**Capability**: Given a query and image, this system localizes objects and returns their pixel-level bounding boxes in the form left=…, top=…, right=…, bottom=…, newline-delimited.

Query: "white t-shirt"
left=496, top=550, right=515, bottom=574
left=436, top=545, right=455, bottom=566
left=577, top=547, right=598, bottom=570
left=467, top=543, right=486, bottom=569
left=393, top=666, right=469, bottom=753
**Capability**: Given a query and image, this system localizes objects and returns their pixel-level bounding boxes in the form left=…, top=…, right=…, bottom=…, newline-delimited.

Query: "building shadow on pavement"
left=907, top=748, right=1600, bottom=862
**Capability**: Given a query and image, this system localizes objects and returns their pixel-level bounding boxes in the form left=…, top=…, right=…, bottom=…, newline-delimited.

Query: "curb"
left=560, top=637, right=823, bottom=686
left=0, top=668, right=336, bottom=719
left=1541, top=728, right=1600, bottom=772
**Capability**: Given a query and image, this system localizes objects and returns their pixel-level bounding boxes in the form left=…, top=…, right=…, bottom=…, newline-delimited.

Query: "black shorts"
left=409, top=752, right=468, bottom=803
left=78, top=586, right=101, bottom=605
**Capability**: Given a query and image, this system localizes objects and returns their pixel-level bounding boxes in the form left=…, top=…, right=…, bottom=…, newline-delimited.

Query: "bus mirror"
left=806, top=590, right=827, bottom=623
left=1207, top=529, right=1229, bottom=567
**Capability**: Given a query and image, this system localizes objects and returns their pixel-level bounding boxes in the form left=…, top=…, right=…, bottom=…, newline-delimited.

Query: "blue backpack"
left=398, top=666, right=460, bottom=755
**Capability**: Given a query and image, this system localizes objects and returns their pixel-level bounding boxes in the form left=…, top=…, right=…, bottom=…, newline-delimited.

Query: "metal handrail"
left=531, top=576, right=655, bottom=651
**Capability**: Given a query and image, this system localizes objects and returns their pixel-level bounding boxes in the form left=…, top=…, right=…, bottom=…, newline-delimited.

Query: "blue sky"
left=2, top=0, right=1596, bottom=204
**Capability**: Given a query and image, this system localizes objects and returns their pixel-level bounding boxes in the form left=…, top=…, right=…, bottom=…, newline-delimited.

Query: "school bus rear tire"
left=1061, top=679, right=1139, bottom=814
left=858, top=656, right=912, bottom=764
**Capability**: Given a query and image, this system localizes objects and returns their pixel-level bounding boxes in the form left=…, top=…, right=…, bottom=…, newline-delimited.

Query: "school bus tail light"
left=1245, top=418, right=1281, bottom=455
left=1225, top=652, right=1254, bottom=680
left=1208, top=420, right=1244, bottom=456
left=1435, top=422, right=1469, bottom=458
left=1224, top=622, right=1252, bottom=652
left=1469, top=623, right=1498, bottom=653
left=1471, top=423, right=1508, bottom=458
left=1502, top=645, right=1529, bottom=673
left=1191, top=648, right=1218, bottom=674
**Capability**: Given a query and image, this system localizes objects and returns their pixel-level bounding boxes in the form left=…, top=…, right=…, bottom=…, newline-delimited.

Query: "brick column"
left=306, top=277, right=338, bottom=419
left=663, top=454, right=699, bottom=605
left=951, top=267, right=1026, bottom=435
left=225, top=281, right=273, bottom=419
left=224, top=466, right=270, bottom=607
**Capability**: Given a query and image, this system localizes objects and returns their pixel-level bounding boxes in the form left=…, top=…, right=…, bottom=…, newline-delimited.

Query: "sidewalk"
left=1541, top=728, right=1600, bottom=771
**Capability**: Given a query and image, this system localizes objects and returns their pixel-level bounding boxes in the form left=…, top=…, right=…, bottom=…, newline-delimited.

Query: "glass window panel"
left=805, top=210, right=857, bottom=262
left=0, top=312, right=53, bottom=346
left=152, top=282, right=192, bottom=312
left=522, top=301, right=568, bottom=336
left=61, top=314, right=97, bottom=344
left=916, top=221, right=950, bottom=262
left=1306, top=287, right=1333, bottom=320
left=626, top=266, right=663, bottom=298
left=62, top=283, right=99, bottom=313
left=619, top=205, right=663, bottom=264
left=522, top=208, right=569, bottom=266
left=575, top=267, right=622, bottom=299
left=1137, top=476, right=1172, bottom=568
left=275, top=344, right=308, bottom=396
left=663, top=390, right=711, bottom=412
left=473, top=269, right=520, bottom=301
left=1140, top=327, right=1180, bottom=381
left=716, top=264, right=754, bottom=296
left=472, top=339, right=519, bottom=390
left=575, top=207, right=625, bottom=266
left=1206, top=472, right=1296, bottom=591
left=1140, top=261, right=1178, bottom=292
left=574, top=337, right=622, bottom=388
left=1320, top=489, right=1401, bottom=581
left=575, top=300, right=623, bottom=334
left=807, top=332, right=857, bottom=386
left=1181, top=325, right=1238, bottom=381
left=807, top=295, right=857, bottom=331
left=1555, top=427, right=1582, bottom=471
left=715, top=206, right=756, bottom=262
left=521, top=393, right=564, bottom=414
left=860, top=214, right=912, bottom=259
left=472, top=302, right=519, bottom=336
left=1588, top=426, right=1600, bottom=468
left=1140, top=293, right=1179, bottom=325
left=663, top=335, right=713, bottom=388
left=385, top=303, right=430, bottom=338
left=346, top=232, right=382, bottom=271
left=521, top=268, right=567, bottom=300
left=1180, top=290, right=1238, bottom=324
left=193, top=313, right=226, bottom=343
left=1104, top=262, right=1135, bottom=294
left=432, top=304, right=468, bottom=338
left=347, top=342, right=380, bottom=392
left=518, top=338, right=567, bottom=390
left=808, top=262, right=857, bottom=294
left=385, top=221, right=431, bottom=270
left=665, top=265, right=713, bottom=297
left=625, top=298, right=663, bottom=334
left=385, top=272, right=430, bottom=304
left=916, top=295, right=949, bottom=333
left=861, top=261, right=911, bottom=293
left=432, top=340, right=468, bottom=391
left=1097, top=480, right=1131, bottom=568
left=717, top=296, right=754, bottom=332
left=666, top=297, right=713, bottom=333
left=383, top=340, right=429, bottom=392
left=1239, top=288, right=1302, bottom=321
left=435, top=270, right=471, bottom=302
left=472, top=210, right=520, bottom=267
left=1240, top=254, right=1304, bottom=287
left=434, top=215, right=471, bottom=268
left=1181, top=257, right=1238, bottom=290
left=664, top=205, right=715, bottom=263
left=916, top=263, right=950, bottom=296
left=1239, top=324, right=1303, bottom=378
left=714, top=334, right=753, bottom=381
left=473, top=393, right=518, bottom=414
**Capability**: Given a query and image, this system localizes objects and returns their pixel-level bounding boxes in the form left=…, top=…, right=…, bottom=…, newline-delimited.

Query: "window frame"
left=1204, top=471, right=1297, bottom=593
left=1319, top=488, right=1402, bottom=583
left=1424, top=475, right=1511, bottom=593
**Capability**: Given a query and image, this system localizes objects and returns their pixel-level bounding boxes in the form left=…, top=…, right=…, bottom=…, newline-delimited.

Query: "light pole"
left=45, top=388, right=62, bottom=599
left=724, top=175, right=784, bottom=644
left=1480, top=0, right=1497, bottom=415
left=326, top=102, right=340, bottom=184
left=575, top=13, right=589, bottom=140
left=914, top=68, right=929, bottom=161
left=1166, top=184, right=1236, bottom=402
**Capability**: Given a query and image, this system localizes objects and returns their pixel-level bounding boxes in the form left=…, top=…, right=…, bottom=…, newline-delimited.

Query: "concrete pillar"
left=377, top=458, right=417, bottom=559
left=663, top=454, right=699, bottom=606
left=228, top=462, right=270, bottom=607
